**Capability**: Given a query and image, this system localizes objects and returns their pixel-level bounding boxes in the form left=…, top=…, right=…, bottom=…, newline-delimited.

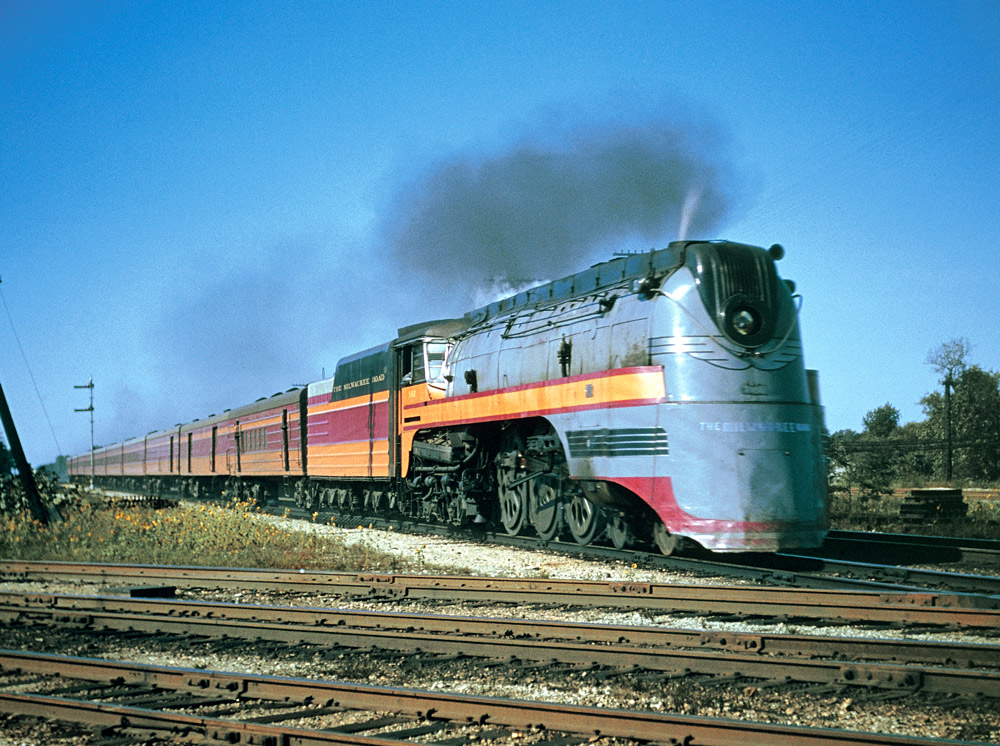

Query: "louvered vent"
left=686, top=242, right=781, bottom=347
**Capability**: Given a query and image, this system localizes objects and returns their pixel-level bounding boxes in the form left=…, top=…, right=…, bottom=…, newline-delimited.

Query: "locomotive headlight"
left=731, top=308, right=759, bottom=336
left=721, top=295, right=769, bottom=347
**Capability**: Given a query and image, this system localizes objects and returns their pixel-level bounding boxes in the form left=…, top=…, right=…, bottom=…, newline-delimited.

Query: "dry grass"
left=0, top=497, right=459, bottom=573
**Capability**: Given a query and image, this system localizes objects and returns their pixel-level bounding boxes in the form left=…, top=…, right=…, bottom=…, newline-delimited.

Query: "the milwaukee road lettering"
left=699, top=421, right=812, bottom=433
left=331, top=372, right=386, bottom=396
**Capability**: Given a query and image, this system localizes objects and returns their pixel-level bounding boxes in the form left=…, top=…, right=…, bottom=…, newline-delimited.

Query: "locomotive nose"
left=684, top=241, right=785, bottom=349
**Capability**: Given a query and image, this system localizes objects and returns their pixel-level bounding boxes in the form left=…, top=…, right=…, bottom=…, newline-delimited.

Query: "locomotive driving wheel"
left=605, top=510, right=635, bottom=549
left=565, top=491, right=606, bottom=545
left=496, top=431, right=527, bottom=535
left=653, top=521, right=680, bottom=556
left=527, top=473, right=563, bottom=541
left=497, top=465, right=526, bottom=534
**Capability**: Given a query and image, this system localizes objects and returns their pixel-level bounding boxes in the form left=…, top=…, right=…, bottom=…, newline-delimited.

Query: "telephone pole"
left=0, top=380, right=48, bottom=524
left=74, top=377, right=94, bottom=489
left=0, top=274, right=49, bottom=523
left=943, top=374, right=957, bottom=484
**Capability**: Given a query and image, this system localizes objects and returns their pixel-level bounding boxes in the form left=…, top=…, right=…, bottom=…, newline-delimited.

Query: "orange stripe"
left=307, top=442, right=389, bottom=456
left=404, top=366, right=665, bottom=431
left=308, top=440, right=390, bottom=478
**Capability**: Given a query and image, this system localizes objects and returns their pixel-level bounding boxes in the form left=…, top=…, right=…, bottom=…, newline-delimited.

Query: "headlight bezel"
left=720, top=294, right=772, bottom=348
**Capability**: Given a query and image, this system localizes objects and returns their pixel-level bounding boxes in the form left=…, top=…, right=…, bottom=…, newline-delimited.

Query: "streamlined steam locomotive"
left=70, top=240, right=828, bottom=554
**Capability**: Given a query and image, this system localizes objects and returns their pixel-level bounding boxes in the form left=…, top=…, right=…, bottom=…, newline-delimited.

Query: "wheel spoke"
left=528, top=474, right=563, bottom=540
left=653, top=521, right=679, bottom=555
left=498, top=482, right=525, bottom=534
left=496, top=446, right=526, bottom=535
left=565, top=492, right=605, bottom=545
left=606, top=510, right=634, bottom=549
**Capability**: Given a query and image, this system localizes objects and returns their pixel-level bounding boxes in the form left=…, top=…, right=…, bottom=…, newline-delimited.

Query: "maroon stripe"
left=612, top=476, right=790, bottom=533
left=309, top=402, right=389, bottom=445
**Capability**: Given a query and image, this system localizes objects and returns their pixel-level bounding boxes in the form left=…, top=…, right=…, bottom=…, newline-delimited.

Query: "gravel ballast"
left=2, top=513, right=999, bottom=743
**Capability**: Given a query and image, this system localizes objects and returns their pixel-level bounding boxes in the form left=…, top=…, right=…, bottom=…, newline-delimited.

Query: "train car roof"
left=185, top=387, right=305, bottom=429
left=333, top=341, right=391, bottom=366
left=396, top=318, right=470, bottom=344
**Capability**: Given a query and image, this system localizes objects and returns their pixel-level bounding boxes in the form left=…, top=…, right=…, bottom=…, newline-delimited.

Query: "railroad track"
left=4, top=591, right=1000, bottom=698
left=88, top=491, right=1000, bottom=596
left=745, top=551, right=1000, bottom=597
left=3, top=560, right=999, bottom=628
left=805, top=530, right=1000, bottom=567
left=273, top=505, right=1000, bottom=596
left=0, top=649, right=967, bottom=746
left=268, top=503, right=1000, bottom=597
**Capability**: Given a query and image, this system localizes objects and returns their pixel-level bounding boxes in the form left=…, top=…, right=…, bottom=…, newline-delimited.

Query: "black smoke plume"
left=382, top=116, right=733, bottom=303
left=116, top=239, right=402, bottom=444
left=100, top=115, right=737, bottom=447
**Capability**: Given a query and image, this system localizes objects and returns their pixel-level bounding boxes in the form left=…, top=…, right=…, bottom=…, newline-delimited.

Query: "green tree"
left=827, top=405, right=900, bottom=501
left=856, top=403, right=900, bottom=496
left=826, top=428, right=860, bottom=495
left=920, top=365, right=1000, bottom=482
left=863, top=403, right=900, bottom=438
left=895, top=420, right=934, bottom=483
left=925, top=337, right=972, bottom=482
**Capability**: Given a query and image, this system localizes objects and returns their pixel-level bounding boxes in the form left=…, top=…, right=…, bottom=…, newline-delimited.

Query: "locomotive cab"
left=395, top=318, right=468, bottom=395
left=399, top=338, right=451, bottom=395
left=394, top=319, right=470, bottom=478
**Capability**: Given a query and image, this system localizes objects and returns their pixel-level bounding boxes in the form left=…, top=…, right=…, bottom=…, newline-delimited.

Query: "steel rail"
left=0, top=693, right=411, bottom=746
left=320, top=511, right=1000, bottom=595
left=810, top=530, right=1000, bottom=567
left=829, top=530, right=1000, bottom=552
left=0, top=650, right=980, bottom=746
left=67, top=495, right=1000, bottom=594
left=766, top=553, right=1000, bottom=596
left=4, top=593, right=1000, bottom=696
left=2, top=560, right=998, bottom=625
left=19, top=591, right=1000, bottom=669
left=275, top=506, right=1000, bottom=595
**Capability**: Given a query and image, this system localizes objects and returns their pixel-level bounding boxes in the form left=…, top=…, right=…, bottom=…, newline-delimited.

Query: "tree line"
left=828, top=338, right=1000, bottom=495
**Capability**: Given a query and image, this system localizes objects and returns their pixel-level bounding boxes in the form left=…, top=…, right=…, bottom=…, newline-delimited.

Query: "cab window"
left=400, top=340, right=450, bottom=387
left=426, top=342, right=448, bottom=384
left=411, top=345, right=426, bottom=383
left=400, top=344, right=422, bottom=385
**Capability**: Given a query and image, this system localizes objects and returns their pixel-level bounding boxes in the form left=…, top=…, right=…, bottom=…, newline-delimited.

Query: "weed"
left=0, top=498, right=459, bottom=573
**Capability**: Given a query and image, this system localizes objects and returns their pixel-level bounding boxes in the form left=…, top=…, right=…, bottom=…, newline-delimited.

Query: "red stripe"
left=310, top=401, right=389, bottom=444
left=610, top=476, right=802, bottom=533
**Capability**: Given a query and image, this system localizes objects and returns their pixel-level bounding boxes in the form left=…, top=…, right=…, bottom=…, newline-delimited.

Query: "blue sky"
left=2, top=1, right=998, bottom=465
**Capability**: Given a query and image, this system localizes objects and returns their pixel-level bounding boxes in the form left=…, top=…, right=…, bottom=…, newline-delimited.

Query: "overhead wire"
left=0, top=281, right=64, bottom=457
left=733, top=71, right=994, bottom=240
